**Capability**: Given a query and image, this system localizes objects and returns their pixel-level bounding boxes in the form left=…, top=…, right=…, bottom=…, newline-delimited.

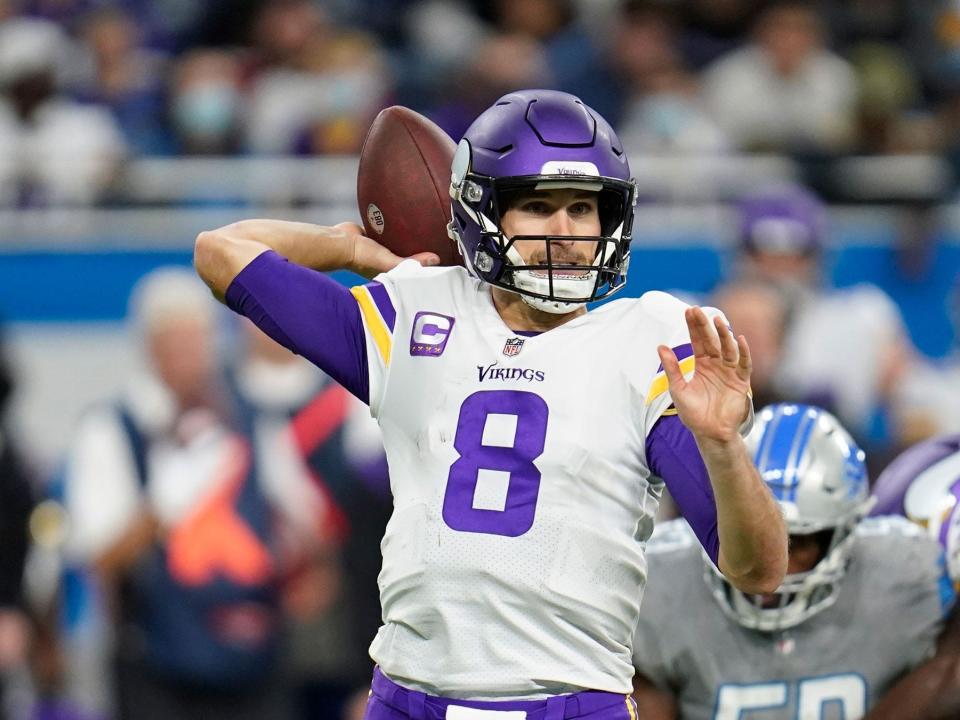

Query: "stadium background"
left=2, top=0, right=959, bottom=464
left=1, top=0, right=959, bottom=717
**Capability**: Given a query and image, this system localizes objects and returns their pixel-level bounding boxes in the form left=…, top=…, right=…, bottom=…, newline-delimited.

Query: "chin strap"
left=510, top=264, right=598, bottom=314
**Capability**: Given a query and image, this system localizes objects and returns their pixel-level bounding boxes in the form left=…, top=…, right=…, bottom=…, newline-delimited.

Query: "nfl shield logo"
left=775, top=636, right=795, bottom=655
left=503, top=337, right=524, bottom=357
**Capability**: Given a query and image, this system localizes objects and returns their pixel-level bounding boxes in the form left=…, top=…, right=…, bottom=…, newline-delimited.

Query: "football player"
left=632, top=404, right=954, bottom=720
left=194, top=90, right=787, bottom=717
left=866, top=434, right=960, bottom=719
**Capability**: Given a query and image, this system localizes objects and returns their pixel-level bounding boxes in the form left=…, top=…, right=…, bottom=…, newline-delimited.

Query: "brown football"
left=357, top=106, right=463, bottom=266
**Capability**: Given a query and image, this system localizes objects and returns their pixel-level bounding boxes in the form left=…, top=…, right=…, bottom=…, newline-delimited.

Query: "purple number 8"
left=441, top=390, right=549, bottom=537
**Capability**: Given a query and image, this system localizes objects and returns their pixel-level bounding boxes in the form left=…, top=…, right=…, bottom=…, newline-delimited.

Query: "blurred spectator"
left=0, top=17, right=126, bottom=206
left=888, top=228, right=960, bottom=442
left=244, top=0, right=391, bottom=154
left=0, top=324, right=36, bottom=719
left=396, top=0, right=491, bottom=110
left=701, top=0, right=857, bottom=155
left=613, top=1, right=728, bottom=154
left=848, top=42, right=939, bottom=155
left=296, top=398, right=390, bottom=720
left=70, top=7, right=171, bottom=156
left=20, top=0, right=93, bottom=30
left=123, top=0, right=208, bottom=52
left=252, top=328, right=391, bottom=720
left=486, top=0, right=612, bottom=117
left=321, top=0, right=421, bottom=50
left=897, top=362, right=960, bottom=442
left=221, top=319, right=391, bottom=720
left=710, top=278, right=789, bottom=410
left=937, top=77, right=960, bottom=182
left=676, top=0, right=761, bottom=70
left=170, top=49, right=244, bottom=155
left=736, top=185, right=915, bottom=455
left=61, top=268, right=313, bottom=720
left=295, top=33, right=392, bottom=155
left=225, top=319, right=365, bottom=720
left=0, top=0, right=15, bottom=22
left=427, top=32, right=550, bottom=141
left=823, top=0, right=947, bottom=99
left=485, top=0, right=576, bottom=40
left=416, top=0, right=615, bottom=136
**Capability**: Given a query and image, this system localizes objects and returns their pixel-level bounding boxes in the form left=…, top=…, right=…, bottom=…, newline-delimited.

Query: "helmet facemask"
left=704, top=509, right=868, bottom=632
left=449, top=168, right=635, bottom=314
left=446, top=89, right=638, bottom=313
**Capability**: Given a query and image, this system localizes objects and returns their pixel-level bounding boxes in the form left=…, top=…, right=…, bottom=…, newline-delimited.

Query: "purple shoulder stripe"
left=655, top=342, right=693, bottom=373
left=365, top=281, right=396, bottom=331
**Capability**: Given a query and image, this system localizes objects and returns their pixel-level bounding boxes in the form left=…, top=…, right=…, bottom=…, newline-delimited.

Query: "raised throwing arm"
left=194, top=220, right=438, bottom=300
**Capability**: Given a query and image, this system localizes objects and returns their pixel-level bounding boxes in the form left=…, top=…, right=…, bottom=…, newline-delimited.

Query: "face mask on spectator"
left=173, top=83, right=239, bottom=139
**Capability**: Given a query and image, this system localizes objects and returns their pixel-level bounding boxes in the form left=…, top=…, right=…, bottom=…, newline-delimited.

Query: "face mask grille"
left=453, top=173, right=636, bottom=306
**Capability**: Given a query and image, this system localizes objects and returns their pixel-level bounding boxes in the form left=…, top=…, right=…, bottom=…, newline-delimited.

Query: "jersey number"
left=442, top=390, right=548, bottom=537
left=714, top=674, right=866, bottom=719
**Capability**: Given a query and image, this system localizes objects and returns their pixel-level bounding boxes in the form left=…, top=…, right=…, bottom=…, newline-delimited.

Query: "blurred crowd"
left=1, top=0, right=960, bottom=719
left=1, top=267, right=392, bottom=720
left=3, top=0, right=960, bottom=203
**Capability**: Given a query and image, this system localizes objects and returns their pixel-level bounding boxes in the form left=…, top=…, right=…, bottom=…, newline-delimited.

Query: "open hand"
left=336, top=222, right=440, bottom=279
left=657, top=306, right=752, bottom=444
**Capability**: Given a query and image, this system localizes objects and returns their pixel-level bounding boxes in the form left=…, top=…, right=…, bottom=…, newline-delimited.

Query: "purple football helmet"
left=871, top=434, right=960, bottom=544
left=738, top=185, right=826, bottom=257
left=447, top=90, right=636, bottom=314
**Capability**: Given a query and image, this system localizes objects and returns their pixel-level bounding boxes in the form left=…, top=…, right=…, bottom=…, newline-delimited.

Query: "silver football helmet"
left=704, top=403, right=872, bottom=631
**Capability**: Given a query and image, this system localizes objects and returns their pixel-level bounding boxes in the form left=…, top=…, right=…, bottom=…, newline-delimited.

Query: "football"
left=357, top=106, right=463, bottom=266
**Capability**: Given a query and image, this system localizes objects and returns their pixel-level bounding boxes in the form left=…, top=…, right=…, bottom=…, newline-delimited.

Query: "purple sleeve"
left=225, top=250, right=370, bottom=404
left=646, top=414, right=720, bottom=565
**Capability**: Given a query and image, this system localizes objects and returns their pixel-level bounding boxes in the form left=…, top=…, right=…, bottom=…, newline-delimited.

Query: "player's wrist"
left=293, top=223, right=364, bottom=273
left=348, top=234, right=392, bottom=278
left=692, top=431, right=746, bottom=461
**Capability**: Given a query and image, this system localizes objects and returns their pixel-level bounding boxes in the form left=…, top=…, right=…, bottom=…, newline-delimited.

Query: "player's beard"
left=527, top=242, right=597, bottom=279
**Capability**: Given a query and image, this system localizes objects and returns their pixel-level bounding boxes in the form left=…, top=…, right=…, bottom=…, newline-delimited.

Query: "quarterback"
left=632, top=404, right=954, bottom=720
left=194, top=90, right=786, bottom=716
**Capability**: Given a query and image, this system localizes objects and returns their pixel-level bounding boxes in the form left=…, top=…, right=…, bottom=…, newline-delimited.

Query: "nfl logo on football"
left=503, top=337, right=524, bottom=357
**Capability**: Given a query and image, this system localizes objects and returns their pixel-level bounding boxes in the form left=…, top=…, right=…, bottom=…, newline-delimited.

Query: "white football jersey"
left=350, top=261, right=718, bottom=699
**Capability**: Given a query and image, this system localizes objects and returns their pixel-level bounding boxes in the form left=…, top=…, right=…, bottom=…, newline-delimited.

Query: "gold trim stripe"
left=351, top=286, right=392, bottom=366
left=645, top=355, right=696, bottom=404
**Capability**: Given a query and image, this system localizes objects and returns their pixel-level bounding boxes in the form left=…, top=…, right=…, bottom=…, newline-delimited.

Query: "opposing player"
left=194, top=90, right=786, bottom=715
left=632, top=403, right=954, bottom=720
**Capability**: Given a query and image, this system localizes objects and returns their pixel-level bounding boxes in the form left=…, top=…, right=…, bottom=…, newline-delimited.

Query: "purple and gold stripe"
left=655, top=342, right=693, bottom=373
left=365, top=281, right=396, bottom=331
left=350, top=281, right=396, bottom=366
left=646, top=343, right=696, bottom=405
